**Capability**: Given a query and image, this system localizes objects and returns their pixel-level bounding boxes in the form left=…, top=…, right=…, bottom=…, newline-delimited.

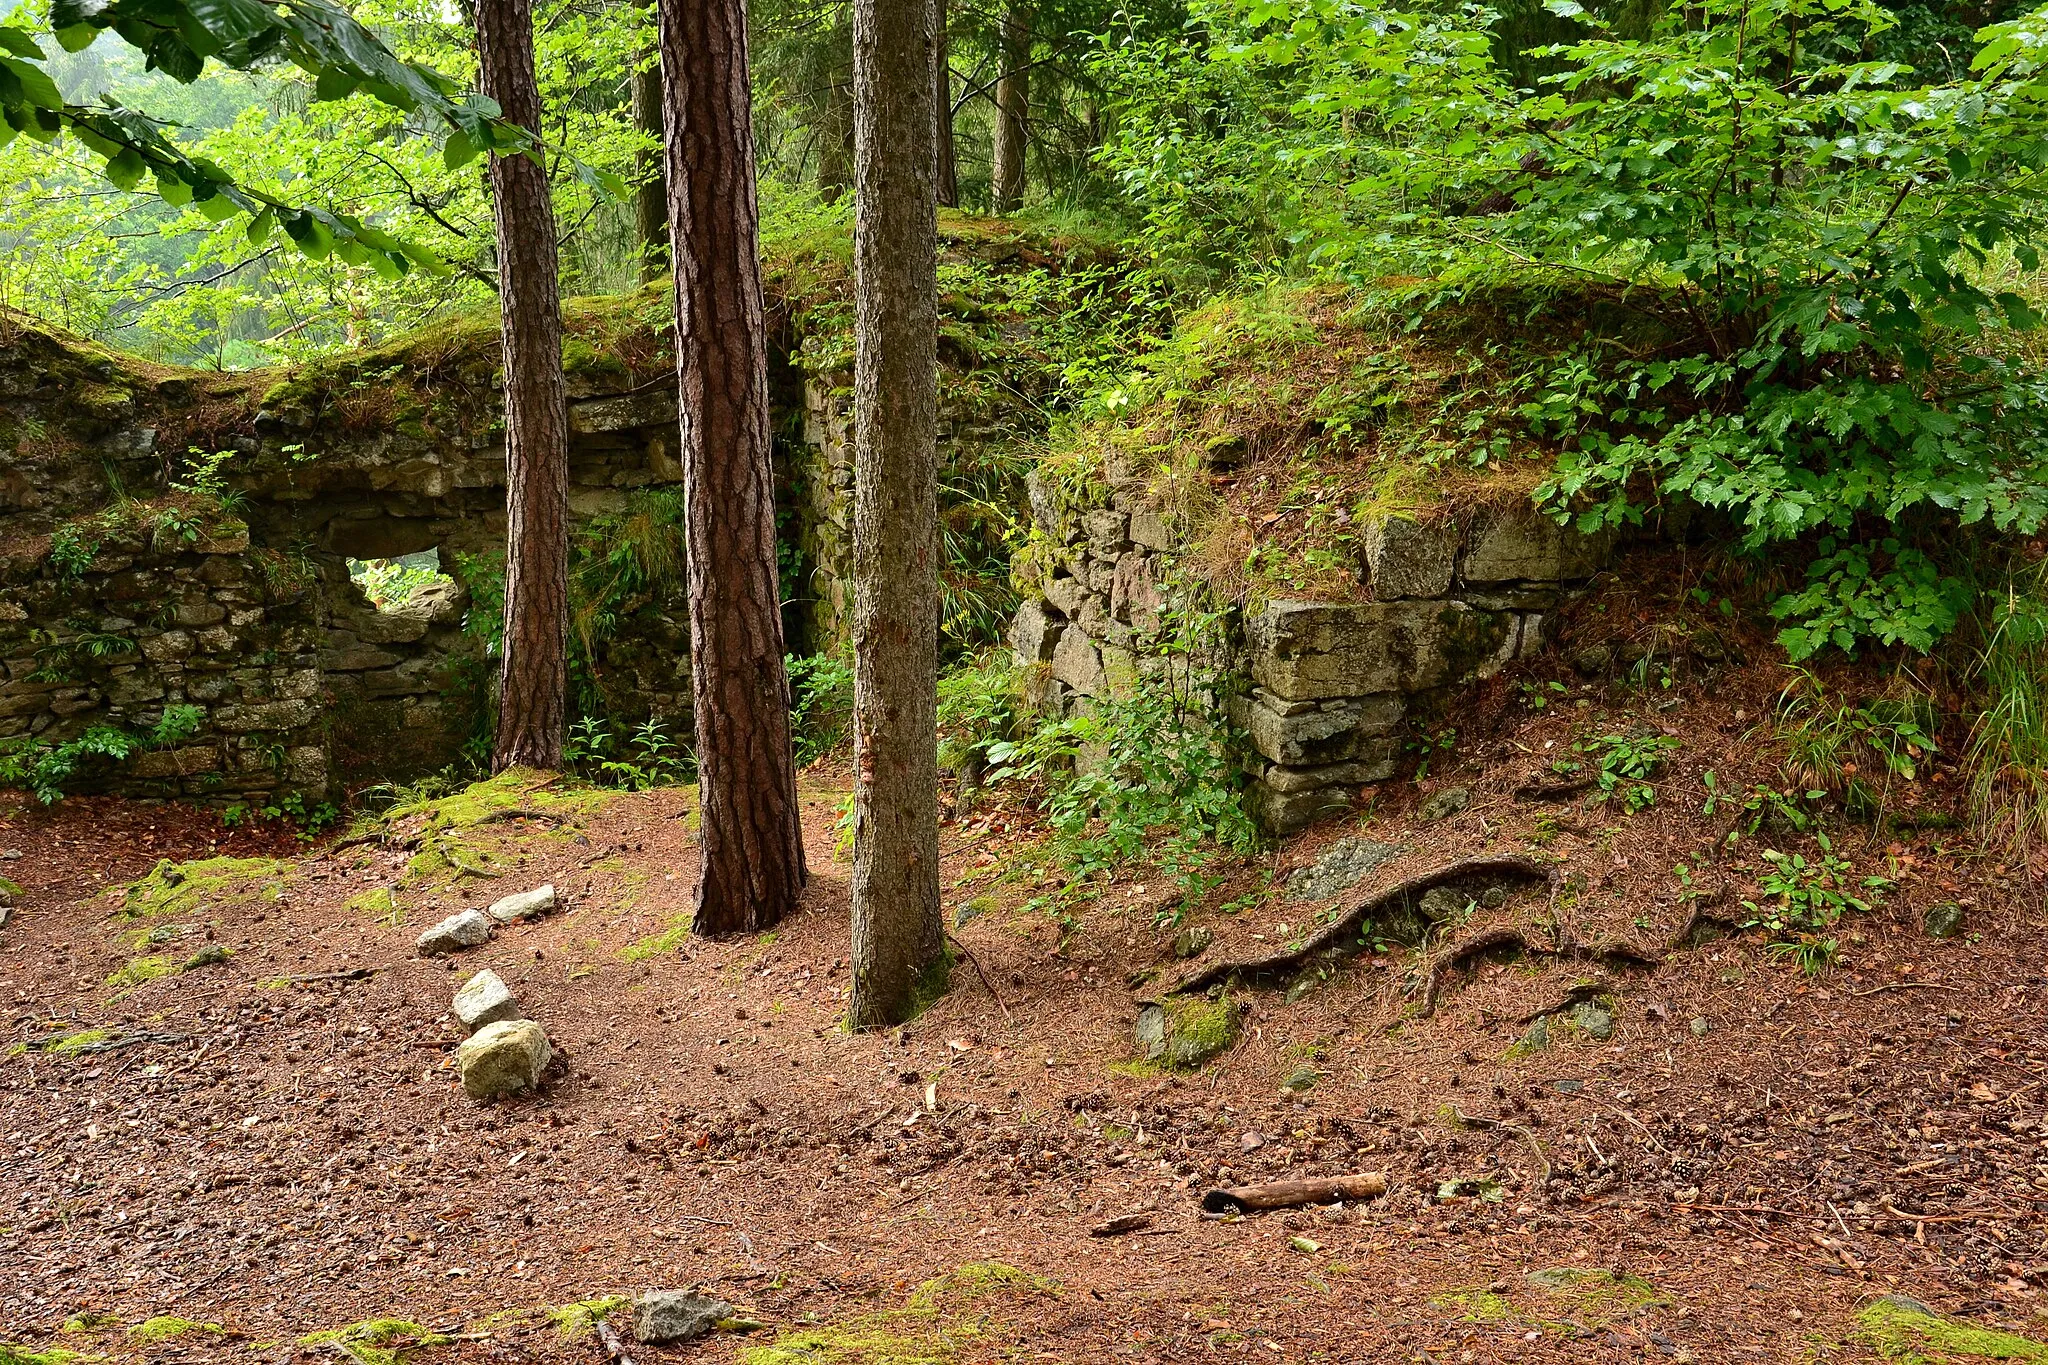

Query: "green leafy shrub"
left=1969, top=568, right=2048, bottom=855
left=0, top=704, right=203, bottom=805
left=788, top=653, right=855, bottom=764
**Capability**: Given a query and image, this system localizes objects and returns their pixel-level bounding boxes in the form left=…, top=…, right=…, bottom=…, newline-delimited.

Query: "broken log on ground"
left=1201, top=1172, right=1388, bottom=1214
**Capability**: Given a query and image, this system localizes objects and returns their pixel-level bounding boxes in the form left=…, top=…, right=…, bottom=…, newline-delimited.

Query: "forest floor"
left=4, top=574, right=2048, bottom=1364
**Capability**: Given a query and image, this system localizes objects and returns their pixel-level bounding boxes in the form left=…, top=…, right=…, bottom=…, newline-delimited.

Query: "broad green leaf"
left=0, top=27, right=42, bottom=59
left=0, top=55, right=63, bottom=109
left=441, top=127, right=477, bottom=169
left=104, top=145, right=146, bottom=190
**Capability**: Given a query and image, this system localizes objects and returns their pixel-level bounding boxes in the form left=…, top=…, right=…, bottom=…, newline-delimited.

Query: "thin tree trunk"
left=816, top=62, right=854, bottom=203
left=933, top=0, right=957, bottom=209
left=990, top=1, right=1030, bottom=214
left=479, top=0, right=570, bottom=773
left=848, top=0, right=941, bottom=1028
left=659, top=0, right=809, bottom=934
left=632, top=48, right=669, bottom=282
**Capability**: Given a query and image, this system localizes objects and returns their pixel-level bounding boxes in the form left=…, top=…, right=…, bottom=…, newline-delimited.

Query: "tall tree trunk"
left=479, top=0, right=570, bottom=773
left=848, top=0, right=941, bottom=1028
left=631, top=46, right=669, bottom=283
left=990, top=1, right=1030, bottom=214
left=933, top=0, right=957, bottom=209
left=816, top=64, right=854, bottom=203
left=659, top=0, right=809, bottom=934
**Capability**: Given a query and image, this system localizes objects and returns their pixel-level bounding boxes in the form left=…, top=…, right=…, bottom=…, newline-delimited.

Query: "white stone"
left=455, top=1019, right=551, bottom=1099
left=487, top=884, right=557, bottom=923
left=452, top=969, right=522, bottom=1032
left=417, top=908, right=492, bottom=956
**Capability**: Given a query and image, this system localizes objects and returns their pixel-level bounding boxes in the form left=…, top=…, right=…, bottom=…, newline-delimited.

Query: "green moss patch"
left=740, top=1262, right=1057, bottom=1365
left=347, top=887, right=403, bottom=927
left=1136, top=992, right=1244, bottom=1070
left=299, top=1319, right=449, bottom=1365
left=1855, top=1296, right=2048, bottom=1362
left=620, top=916, right=692, bottom=962
left=129, top=1316, right=224, bottom=1342
left=105, top=955, right=177, bottom=989
left=0, top=1345, right=81, bottom=1365
left=545, top=1296, right=630, bottom=1340
left=119, top=856, right=292, bottom=919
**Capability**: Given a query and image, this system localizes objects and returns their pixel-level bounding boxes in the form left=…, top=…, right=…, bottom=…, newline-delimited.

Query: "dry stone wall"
left=0, top=307, right=689, bottom=803
left=1012, top=477, right=1612, bottom=833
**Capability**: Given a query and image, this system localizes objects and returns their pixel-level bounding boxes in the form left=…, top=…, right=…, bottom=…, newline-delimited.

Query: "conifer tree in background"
left=659, top=0, right=809, bottom=933
left=478, top=0, right=572, bottom=774
left=990, top=1, right=1031, bottom=213
left=847, top=0, right=942, bottom=1027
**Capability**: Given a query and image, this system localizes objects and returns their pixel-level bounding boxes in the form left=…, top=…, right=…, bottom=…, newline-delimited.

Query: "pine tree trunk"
left=990, top=2, right=1030, bottom=214
left=933, top=0, right=958, bottom=209
left=659, top=0, right=809, bottom=934
left=479, top=0, right=570, bottom=773
left=632, top=50, right=669, bottom=283
left=848, top=0, right=941, bottom=1028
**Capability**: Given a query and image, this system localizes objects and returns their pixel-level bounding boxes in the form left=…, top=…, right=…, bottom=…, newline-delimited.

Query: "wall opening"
left=348, top=548, right=456, bottom=613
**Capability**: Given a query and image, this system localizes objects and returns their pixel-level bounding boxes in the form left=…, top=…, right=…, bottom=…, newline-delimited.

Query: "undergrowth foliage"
left=1106, top=0, right=2048, bottom=658
left=944, top=597, right=1263, bottom=926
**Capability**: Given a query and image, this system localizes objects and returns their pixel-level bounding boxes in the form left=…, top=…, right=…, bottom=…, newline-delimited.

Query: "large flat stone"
left=1233, top=692, right=1405, bottom=766
left=1050, top=627, right=1105, bottom=696
left=1460, top=504, right=1611, bottom=584
left=1364, top=514, right=1457, bottom=600
left=1249, top=600, right=1511, bottom=702
left=418, top=908, right=493, bottom=956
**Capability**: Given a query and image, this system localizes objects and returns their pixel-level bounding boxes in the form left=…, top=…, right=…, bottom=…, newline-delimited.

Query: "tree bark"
left=933, top=0, right=957, bottom=208
left=631, top=48, right=669, bottom=283
left=659, top=0, right=809, bottom=934
left=478, top=0, right=570, bottom=773
left=848, top=0, right=941, bottom=1028
left=990, top=1, right=1030, bottom=214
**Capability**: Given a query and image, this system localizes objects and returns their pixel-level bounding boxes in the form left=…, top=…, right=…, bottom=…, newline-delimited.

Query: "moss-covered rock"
left=1134, top=992, right=1244, bottom=1069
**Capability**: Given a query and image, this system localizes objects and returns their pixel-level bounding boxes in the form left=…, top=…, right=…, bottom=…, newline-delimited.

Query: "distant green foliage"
left=563, top=716, right=689, bottom=790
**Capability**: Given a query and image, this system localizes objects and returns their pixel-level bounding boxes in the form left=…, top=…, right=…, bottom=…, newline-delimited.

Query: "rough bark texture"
left=631, top=50, right=670, bottom=283
left=990, top=2, right=1030, bottom=214
left=848, top=0, right=941, bottom=1028
left=933, top=0, right=958, bottom=208
left=659, top=0, right=809, bottom=934
left=479, top=0, right=570, bottom=773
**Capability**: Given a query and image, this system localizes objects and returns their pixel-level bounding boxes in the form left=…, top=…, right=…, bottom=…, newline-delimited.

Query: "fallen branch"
left=945, top=932, right=1012, bottom=1023
left=1850, top=981, right=1961, bottom=997
left=1418, top=924, right=1658, bottom=1016
left=1090, top=1212, right=1153, bottom=1236
left=1513, top=776, right=1599, bottom=802
left=1451, top=1108, right=1551, bottom=1183
left=593, top=1317, right=638, bottom=1365
left=280, top=966, right=382, bottom=985
left=1200, top=1172, right=1387, bottom=1214
left=1172, top=856, right=1554, bottom=995
left=29, top=1029, right=190, bottom=1055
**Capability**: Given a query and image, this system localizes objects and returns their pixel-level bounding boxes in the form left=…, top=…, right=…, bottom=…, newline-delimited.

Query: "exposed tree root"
left=1170, top=856, right=1554, bottom=995
left=1418, top=927, right=1662, bottom=1016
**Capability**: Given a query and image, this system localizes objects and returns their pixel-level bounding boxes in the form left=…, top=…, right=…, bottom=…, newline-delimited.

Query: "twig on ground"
left=593, top=1317, right=638, bottom=1365
left=1850, top=982, right=1961, bottom=997
left=945, top=932, right=1013, bottom=1022
left=1452, top=1108, right=1551, bottom=1183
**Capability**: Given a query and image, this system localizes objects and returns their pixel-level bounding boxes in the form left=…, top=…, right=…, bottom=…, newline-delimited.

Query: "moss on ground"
left=299, top=1319, right=449, bottom=1365
left=621, top=915, right=692, bottom=962
left=119, top=856, right=291, bottom=919
left=545, top=1295, right=630, bottom=1340
left=128, top=1316, right=223, bottom=1341
left=0, top=1345, right=80, bottom=1365
left=105, top=955, right=177, bottom=989
left=1431, top=1268, right=1668, bottom=1337
left=46, top=1027, right=112, bottom=1055
left=348, top=887, right=403, bottom=926
left=1153, top=992, right=1243, bottom=1069
left=1855, top=1296, right=2048, bottom=1362
left=740, top=1262, right=1057, bottom=1365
